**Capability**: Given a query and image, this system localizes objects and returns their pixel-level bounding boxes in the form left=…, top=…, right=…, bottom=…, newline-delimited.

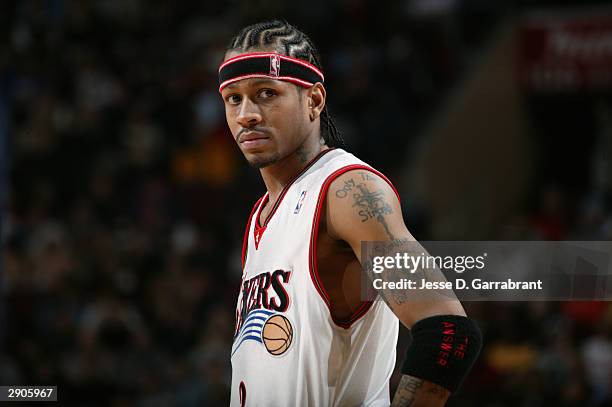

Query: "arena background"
left=2, top=0, right=612, bottom=405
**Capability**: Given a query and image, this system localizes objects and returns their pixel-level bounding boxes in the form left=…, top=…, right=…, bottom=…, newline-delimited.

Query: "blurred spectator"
left=2, top=1, right=612, bottom=406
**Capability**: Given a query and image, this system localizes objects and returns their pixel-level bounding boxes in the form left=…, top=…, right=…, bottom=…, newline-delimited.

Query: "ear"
left=307, top=83, right=326, bottom=121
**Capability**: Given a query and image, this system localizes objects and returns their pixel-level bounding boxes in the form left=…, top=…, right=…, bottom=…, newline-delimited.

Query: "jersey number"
left=239, top=381, right=246, bottom=407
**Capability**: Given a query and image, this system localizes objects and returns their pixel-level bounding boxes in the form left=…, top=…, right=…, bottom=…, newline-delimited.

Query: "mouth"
left=239, top=131, right=269, bottom=143
left=239, top=130, right=271, bottom=150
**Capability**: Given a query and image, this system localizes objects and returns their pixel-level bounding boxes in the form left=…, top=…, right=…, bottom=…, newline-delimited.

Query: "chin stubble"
left=247, top=152, right=281, bottom=168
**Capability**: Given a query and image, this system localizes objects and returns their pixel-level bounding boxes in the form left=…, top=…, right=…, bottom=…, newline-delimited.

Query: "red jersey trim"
left=241, top=195, right=266, bottom=271
left=309, top=164, right=401, bottom=329
left=255, top=148, right=336, bottom=230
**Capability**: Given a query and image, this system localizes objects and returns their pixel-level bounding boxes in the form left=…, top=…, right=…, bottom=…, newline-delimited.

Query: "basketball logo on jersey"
left=232, top=310, right=294, bottom=356
left=269, top=55, right=281, bottom=77
left=294, top=190, right=307, bottom=214
left=233, top=270, right=293, bottom=356
left=262, top=314, right=293, bottom=355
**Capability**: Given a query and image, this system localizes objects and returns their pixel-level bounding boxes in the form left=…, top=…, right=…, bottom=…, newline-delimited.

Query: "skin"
left=221, top=47, right=467, bottom=407
left=222, top=46, right=327, bottom=217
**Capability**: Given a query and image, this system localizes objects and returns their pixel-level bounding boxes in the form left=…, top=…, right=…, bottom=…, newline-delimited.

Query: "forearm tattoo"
left=392, top=375, right=423, bottom=407
left=391, top=375, right=448, bottom=407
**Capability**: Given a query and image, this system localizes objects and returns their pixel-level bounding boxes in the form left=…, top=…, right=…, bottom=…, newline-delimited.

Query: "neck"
left=260, top=136, right=329, bottom=199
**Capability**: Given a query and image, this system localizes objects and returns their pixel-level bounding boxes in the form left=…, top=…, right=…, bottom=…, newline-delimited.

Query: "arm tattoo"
left=364, top=238, right=455, bottom=306
left=335, top=178, right=356, bottom=198
left=359, top=172, right=375, bottom=181
left=391, top=375, right=449, bottom=407
left=333, top=174, right=455, bottom=308
left=392, top=375, right=423, bottom=407
left=333, top=175, right=395, bottom=238
left=351, top=183, right=394, bottom=239
left=334, top=175, right=412, bottom=305
left=363, top=238, right=417, bottom=306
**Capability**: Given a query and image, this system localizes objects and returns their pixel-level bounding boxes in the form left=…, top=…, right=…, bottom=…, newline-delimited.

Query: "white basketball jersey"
left=230, top=148, right=400, bottom=407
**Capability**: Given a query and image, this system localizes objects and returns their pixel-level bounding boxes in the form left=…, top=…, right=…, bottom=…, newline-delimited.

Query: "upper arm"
left=325, top=168, right=466, bottom=327
left=326, top=169, right=412, bottom=256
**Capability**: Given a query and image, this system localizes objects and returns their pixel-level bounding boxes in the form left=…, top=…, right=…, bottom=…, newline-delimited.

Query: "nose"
left=236, top=98, right=262, bottom=128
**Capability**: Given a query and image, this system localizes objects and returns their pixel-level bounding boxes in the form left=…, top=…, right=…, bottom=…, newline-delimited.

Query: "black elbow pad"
left=401, top=315, right=483, bottom=393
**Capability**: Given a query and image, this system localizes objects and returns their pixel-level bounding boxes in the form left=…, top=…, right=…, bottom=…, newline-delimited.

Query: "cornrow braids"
left=227, top=19, right=346, bottom=149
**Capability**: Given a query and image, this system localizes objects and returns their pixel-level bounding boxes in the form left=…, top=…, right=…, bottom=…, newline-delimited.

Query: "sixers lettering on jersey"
left=232, top=270, right=293, bottom=356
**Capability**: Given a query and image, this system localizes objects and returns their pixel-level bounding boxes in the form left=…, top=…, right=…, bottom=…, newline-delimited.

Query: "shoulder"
left=325, top=166, right=400, bottom=207
left=316, top=150, right=400, bottom=203
left=323, top=167, right=404, bottom=243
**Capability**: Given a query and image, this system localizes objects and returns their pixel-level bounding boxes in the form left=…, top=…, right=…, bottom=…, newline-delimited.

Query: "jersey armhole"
left=308, top=164, right=401, bottom=329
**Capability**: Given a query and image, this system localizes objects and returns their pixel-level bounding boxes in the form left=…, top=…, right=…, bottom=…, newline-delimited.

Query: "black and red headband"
left=218, top=52, right=324, bottom=92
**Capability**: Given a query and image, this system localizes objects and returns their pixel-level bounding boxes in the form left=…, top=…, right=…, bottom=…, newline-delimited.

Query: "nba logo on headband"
left=269, top=55, right=281, bottom=77
left=218, top=52, right=324, bottom=92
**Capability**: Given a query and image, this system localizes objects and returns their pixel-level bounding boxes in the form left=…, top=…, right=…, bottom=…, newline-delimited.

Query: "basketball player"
left=220, top=20, right=482, bottom=407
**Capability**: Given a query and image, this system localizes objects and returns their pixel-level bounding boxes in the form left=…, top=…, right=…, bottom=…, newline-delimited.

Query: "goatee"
left=248, top=152, right=281, bottom=168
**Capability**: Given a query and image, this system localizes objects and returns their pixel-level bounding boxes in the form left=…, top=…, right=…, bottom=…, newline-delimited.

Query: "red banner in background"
left=519, top=10, right=612, bottom=92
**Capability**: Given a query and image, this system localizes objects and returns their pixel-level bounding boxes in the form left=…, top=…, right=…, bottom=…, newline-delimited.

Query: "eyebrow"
left=224, top=78, right=279, bottom=91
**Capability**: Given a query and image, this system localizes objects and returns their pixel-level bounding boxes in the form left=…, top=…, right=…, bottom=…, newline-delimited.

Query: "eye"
left=226, top=94, right=241, bottom=105
left=258, top=89, right=276, bottom=99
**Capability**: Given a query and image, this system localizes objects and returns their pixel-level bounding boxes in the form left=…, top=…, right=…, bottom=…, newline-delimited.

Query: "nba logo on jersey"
left=294, top=190, right=307, bottom=214
left=269, top=55, right=280, bottom=77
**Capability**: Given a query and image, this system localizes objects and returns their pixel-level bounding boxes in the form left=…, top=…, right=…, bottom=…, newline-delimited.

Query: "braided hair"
left=226, top=19, right=345, bottom=148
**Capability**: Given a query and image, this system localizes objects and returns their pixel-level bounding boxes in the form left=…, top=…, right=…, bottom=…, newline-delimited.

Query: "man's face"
left=220, top=52, right=311, bottom=168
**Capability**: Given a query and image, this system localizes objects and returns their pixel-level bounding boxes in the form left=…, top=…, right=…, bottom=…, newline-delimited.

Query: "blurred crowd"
left=2, top=0, right=612, bottom=406
left=447, top=183, right=612, bottom=406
